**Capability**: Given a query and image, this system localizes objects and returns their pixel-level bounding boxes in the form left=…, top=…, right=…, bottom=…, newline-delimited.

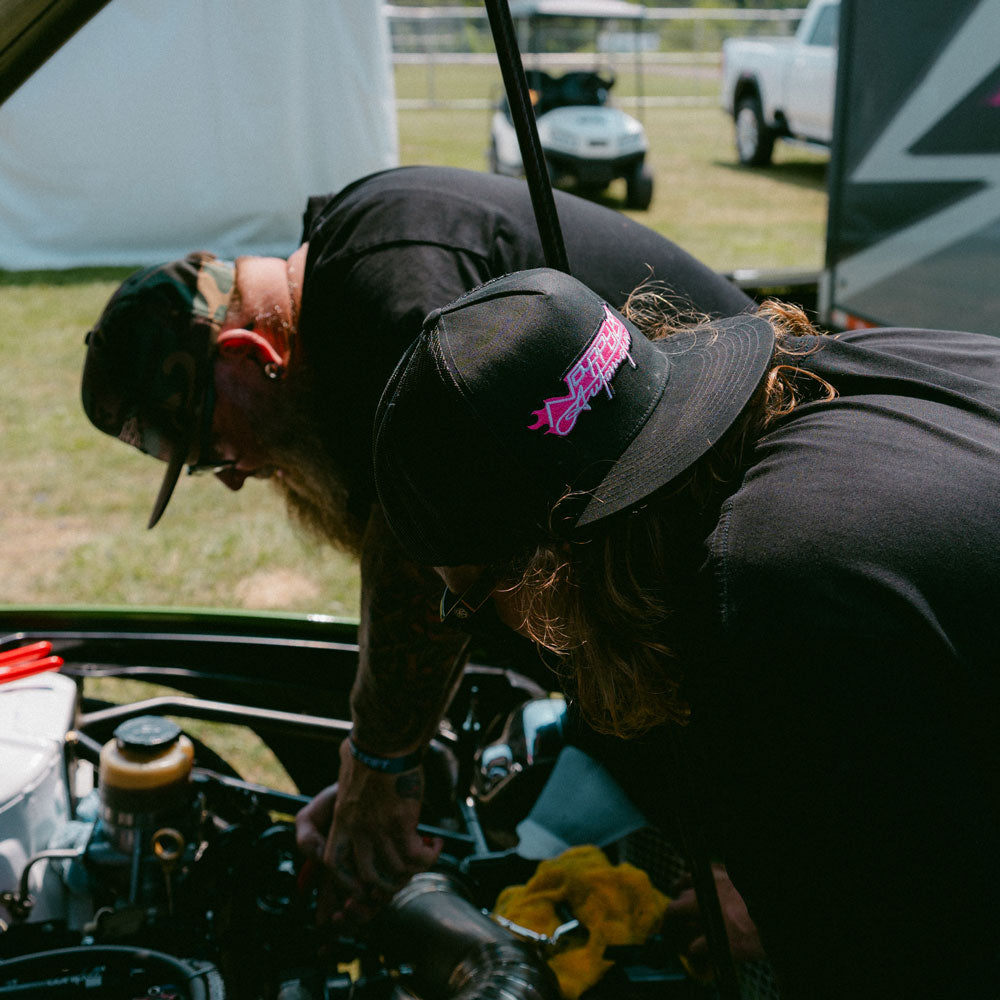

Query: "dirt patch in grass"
left=233, top=569, right=321, bottom=610
left=0, top=514, right=93, bottom=603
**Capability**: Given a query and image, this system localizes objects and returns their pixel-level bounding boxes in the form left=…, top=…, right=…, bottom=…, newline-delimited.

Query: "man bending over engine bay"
left=371, top=267, right=1000, bottom=998
left=80, top=165, right=753, bottom=928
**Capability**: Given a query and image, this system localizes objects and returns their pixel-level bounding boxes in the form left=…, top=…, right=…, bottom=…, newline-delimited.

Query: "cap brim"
left=577, top=313, right=774, bottom=526
left=147, top=435, right=190, bottom=529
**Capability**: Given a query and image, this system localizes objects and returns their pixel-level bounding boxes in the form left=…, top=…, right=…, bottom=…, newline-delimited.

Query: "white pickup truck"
left=720, top=0, right=839, bottom=165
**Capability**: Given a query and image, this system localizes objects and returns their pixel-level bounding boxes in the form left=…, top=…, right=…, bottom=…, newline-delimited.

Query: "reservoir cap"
left=115, top=716, right=182, bottom=753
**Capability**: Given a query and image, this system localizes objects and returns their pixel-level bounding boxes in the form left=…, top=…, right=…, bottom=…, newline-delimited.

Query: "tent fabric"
left=0, top=0, right=398, bottom=270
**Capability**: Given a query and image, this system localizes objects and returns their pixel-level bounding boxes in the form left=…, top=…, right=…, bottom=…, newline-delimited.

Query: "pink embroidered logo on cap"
left=529, top=306, right=636, bottom=437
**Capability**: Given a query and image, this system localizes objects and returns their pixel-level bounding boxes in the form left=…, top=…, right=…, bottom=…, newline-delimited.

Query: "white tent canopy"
left=0, top=0, right=398, bottom=270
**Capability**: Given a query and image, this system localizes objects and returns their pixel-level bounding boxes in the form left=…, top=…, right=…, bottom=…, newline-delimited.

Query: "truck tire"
left=625, top=164, right=654, bottom=210
left=735, top=95, right=775, bottom=166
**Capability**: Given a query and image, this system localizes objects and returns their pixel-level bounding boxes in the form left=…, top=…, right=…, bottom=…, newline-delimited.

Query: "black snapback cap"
left=81, top=252, right=234, bottom=528
left=374, top=268, right=773, bottom=567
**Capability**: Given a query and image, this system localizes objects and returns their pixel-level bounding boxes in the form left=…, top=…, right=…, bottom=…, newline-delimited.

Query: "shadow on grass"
left=713, top=158, right=829, bottom=192
left=0, top=266, right=136, bottom=287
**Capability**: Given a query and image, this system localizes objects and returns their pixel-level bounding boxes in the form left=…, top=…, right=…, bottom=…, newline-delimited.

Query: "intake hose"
left=384, top=871, right=560, bottom=1000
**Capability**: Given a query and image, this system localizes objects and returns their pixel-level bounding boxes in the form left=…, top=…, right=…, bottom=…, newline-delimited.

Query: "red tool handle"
left=0, top=640, right=52, bottom=666
left=0, top=655, right=64, bottom=683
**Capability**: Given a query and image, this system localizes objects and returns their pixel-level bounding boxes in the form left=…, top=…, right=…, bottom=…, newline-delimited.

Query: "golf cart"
left=488, top=0, right=655, bottom=210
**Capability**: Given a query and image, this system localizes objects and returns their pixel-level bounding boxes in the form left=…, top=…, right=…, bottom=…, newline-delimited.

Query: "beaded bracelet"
left=348, top=737, right=423, bottom=774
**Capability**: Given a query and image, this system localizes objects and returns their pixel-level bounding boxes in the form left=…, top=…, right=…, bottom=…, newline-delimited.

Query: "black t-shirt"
left=709, top=326, right=1000, bottom=667
left=698, top=328, right=1000, bottom=997
left=296, top=165, right=752, bottom=514
left=576, top=326, right=1000, bottom=997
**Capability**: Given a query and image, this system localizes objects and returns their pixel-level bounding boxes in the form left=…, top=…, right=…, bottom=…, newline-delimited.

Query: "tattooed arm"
left=350, top=504, right=471, bottom=752
left=295, top=504, right=471, bottom=924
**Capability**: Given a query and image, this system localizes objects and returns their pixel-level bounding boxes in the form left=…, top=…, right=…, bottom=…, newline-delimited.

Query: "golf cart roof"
left=508, top=0, right=646, bottom=20
left=0, top=0, right=110, bottom=107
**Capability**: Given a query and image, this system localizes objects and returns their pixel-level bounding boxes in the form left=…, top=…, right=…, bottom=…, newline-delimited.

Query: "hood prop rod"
left=484, top=0, right=570, bottom=275
left=482, top=4, right=743, bottom=995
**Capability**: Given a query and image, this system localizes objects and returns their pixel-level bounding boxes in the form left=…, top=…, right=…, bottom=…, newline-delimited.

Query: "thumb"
left=680, top=935, right=712, bottom=983
left=294, top=783, right=339, bottom=861
left=294, top=818, right=327, bottom=862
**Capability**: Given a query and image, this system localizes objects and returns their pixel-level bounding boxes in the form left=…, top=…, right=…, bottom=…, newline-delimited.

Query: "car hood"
left=0, top=0, right=111, bottom=107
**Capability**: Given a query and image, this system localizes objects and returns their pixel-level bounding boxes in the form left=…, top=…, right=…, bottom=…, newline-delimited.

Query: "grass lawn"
left=1, top=275, right=361, bottom=615
left=400, top=107, right=828, bottom=275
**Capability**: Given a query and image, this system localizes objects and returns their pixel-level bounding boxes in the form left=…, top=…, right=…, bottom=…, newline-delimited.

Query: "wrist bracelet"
left=348, top=737, right=423, bottom=774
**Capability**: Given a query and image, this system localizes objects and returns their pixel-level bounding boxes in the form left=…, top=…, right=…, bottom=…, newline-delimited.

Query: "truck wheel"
left=625, top=164, right=654, bottom=210
left=735, top=95, right=775, bottom=166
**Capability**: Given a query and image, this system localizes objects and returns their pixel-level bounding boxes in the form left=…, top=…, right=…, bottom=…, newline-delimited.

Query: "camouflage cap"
left=81, top=251, right=235, bottom=528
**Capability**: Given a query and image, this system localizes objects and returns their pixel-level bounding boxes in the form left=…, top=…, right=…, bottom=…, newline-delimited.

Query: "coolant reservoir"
left=0, top=672, right=79, bottom=923
left=98, top=716, right=194, bottom=852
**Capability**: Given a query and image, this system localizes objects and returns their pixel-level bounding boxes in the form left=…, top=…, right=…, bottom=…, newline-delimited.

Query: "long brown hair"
left=500, top=297, right=837, bottom=739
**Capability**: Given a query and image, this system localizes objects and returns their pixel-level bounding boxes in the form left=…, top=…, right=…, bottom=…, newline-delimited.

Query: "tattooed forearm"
left=394, top=770, right=424, bottom=801
left=350, top=505, right=471, bottom=751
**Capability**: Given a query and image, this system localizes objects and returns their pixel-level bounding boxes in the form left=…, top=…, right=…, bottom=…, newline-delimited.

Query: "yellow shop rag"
left=493, top=845, right=670, bottom=999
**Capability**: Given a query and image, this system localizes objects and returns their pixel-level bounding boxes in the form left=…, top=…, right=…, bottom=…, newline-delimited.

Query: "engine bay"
left=0, top=610, right=763, bottom=1000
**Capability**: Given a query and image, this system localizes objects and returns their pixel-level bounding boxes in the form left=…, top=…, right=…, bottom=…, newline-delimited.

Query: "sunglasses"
left=186, top=368, right=235, bottom=477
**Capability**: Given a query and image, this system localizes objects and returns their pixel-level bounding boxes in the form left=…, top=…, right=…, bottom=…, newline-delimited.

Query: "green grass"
left=634, top=108, right=827, bottom=272
left=1, top=273, right=360, bottom=614
left=394, top=53, right=827, bottom=275
left=398, top=103, right=827, bottom=274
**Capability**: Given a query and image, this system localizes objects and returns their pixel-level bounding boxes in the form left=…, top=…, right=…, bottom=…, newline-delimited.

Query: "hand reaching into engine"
left=294, top=739, right=443, bottom=925
left=661, top=863, right=765, bottom=980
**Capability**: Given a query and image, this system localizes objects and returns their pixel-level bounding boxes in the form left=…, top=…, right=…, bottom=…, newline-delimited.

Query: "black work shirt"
left=696, top=326, right=1000, bottom=998
left=296, top=165, right=752, bottom=514
left=578, top=325, right=1000, bottom=998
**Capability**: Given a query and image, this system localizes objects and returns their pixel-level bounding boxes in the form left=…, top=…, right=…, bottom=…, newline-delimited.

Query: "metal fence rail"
left=386, top=4, right=805, bottom=108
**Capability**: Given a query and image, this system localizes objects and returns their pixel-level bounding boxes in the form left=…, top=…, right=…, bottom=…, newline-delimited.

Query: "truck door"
left=785, top=0, right=839, bottom=143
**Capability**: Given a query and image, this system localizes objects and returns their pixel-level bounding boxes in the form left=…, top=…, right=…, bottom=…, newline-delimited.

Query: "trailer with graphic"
left=822, top=0, right=1000, bottom=334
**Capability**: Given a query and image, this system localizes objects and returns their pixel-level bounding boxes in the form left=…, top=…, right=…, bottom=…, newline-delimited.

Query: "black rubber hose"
left=384, top=871, right=561, bottom=1000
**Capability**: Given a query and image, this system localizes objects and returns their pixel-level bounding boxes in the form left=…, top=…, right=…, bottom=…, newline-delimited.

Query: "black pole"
left=668, top=728, right=744, bottom=1000
left=483, top=2, right=736, bottom=992
left=483, top=0, right=571, bottom=274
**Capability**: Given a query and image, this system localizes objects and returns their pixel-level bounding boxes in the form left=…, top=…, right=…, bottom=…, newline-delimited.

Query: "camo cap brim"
left=81, top=251, right=235, bottom=527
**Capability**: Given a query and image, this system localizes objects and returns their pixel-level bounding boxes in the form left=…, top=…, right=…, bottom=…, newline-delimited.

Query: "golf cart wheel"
left=625, top=164, right=654, bottom=210
left=488, top=137, right=500, bottom=174
left=735, top=94, right=775, bottom=166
